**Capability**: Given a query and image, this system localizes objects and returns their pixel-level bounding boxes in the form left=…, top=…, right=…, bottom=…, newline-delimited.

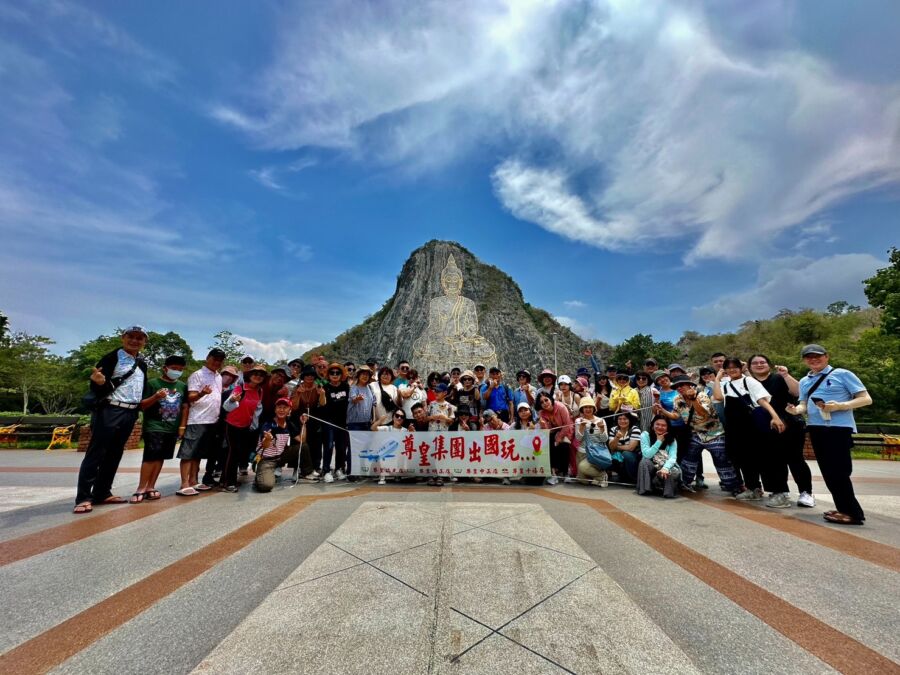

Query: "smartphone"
left=811, top=397, right=824, bottom=404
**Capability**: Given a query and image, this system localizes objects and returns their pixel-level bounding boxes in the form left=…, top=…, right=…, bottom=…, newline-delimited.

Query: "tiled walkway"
left=0, top=450, right=898, bottom=674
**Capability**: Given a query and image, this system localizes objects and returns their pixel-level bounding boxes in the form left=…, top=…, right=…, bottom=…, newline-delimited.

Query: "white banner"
left=349, top=429, right=551, bottom=478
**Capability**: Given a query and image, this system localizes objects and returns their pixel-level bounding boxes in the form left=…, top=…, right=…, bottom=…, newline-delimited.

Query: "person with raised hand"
left=75, top=325, right=149, bottom=514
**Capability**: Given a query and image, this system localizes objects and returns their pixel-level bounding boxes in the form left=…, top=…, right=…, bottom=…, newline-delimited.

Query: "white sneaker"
left=334, top=469, right=346, bottom=481
left=797, top=492, right=815, bottom=508
left=546, top=475, right=559, bottom=486
left=449, top=477, right=458, bottom=483
left=323, top=472, right=334, bottom=483
left=598, top=471, right=609, bottom=488
left=301, top=473, right=318, bottom=482
left=377, top=476, right=386, bottom=485
left=563, top=476, right=576, bottom=483
left=312, top=470, right=321, bottom=478
left=735, top=488, right=763, bottom=501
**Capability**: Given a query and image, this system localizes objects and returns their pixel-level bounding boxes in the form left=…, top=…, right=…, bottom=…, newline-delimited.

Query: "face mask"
left=165, top=368, right=184, bottom=380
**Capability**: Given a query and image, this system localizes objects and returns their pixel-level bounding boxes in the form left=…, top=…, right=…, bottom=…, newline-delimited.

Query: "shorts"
left=143, top=431, right=177, bottom=462
left=178, top=423, right=216, bottom=460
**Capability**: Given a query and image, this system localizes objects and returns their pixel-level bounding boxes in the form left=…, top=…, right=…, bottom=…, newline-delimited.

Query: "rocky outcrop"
left=303, top=240, right=610, bottom=374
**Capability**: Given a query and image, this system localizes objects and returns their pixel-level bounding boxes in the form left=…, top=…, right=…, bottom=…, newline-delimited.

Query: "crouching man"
left=254, top=397, right=301, bottom=492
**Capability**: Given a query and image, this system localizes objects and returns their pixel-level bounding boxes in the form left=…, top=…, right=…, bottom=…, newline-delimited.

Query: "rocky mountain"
left=303, top=240, right=610, bottom=375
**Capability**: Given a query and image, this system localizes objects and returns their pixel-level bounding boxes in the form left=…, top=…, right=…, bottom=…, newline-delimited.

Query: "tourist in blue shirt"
left=480, top=367, right=514, bottom=423
left=787, top=344, right=872, bottom=525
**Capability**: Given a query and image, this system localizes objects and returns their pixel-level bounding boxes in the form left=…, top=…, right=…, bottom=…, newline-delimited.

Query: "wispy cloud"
left=692, top=253, right=883, bottom=330
left=563, top=300, right=586, bottom=309
left=248, top=156, right=317, bottom=192
left=213, top=0, right=900, bottom=264
left=278, top=237, right=313, bottom=261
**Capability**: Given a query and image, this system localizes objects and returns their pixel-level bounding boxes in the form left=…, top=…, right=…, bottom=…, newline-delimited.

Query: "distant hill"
left=302, top=240, right=612, bottom=373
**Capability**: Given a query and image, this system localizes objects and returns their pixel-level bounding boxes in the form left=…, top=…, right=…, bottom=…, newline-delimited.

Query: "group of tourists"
left=75, top=326, right=873, bottom=526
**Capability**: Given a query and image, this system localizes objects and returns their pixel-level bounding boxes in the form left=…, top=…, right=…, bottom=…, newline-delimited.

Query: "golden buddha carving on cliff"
left=412, top=254, right=498, bottom=372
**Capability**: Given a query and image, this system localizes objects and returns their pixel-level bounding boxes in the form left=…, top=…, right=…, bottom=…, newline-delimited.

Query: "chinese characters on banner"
left=348, top=430, right=551, bottom=478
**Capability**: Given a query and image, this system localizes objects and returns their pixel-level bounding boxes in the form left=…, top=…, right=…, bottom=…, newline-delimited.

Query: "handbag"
left=584, top=432, right=612, bottom=470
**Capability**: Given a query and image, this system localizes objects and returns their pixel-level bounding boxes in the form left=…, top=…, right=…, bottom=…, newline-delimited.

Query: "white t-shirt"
left=187, top=366, right=223, bottom=425
left=722, top=376, right=769, bottom=404
left=400, top=383, right=428, bottom=418
left=370, top=382, right=400, bottom=421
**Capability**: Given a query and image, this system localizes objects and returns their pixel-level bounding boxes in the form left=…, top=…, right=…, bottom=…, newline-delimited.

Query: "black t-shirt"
left=409, top=419, right=430, bottom=432
left=452, top=386, right=482, bottom=415
left=323, top=382, right=350, bottom=423
left=755, top=373, right=794, bottom=416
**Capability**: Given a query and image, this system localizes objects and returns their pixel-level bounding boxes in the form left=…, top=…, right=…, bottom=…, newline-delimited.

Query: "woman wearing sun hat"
left=218, top=362, right=266, bottom=493
left=575, top=397, right=610, bottom=486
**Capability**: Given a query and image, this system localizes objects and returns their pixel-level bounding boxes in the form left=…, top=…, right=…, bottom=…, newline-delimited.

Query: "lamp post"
left=552, top=333, right=558, bottom=374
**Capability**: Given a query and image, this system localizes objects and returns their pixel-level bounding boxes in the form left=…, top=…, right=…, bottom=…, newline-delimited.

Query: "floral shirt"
left=673, top=390, right=724, bottom=442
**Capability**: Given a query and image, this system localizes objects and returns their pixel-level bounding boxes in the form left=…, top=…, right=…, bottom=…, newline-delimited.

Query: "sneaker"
left=377, top=476, right=386, bottom=485
left=694, top=477, right=709, bottom=490
left=223, top=485, right=238, bottom=493
left=563, top=476, right=576, bottom=483
left=680, top=482, right=696, bottom=493
left=323, top=472, right=334, bottom=483
left=300, top=473, right=319, bottom=482
left=546, top=475, right=559, bottom=486
left=312, top=470, right=321, bottom=478
left=735, top=488, right=763, bottom=501
left=449, top=477, right=458, bottom=483
left=598, top=471, right=609, bottom=488
left=797, top=492, right=815, bottom=508
left=765, top=492, right=791, bottom=508
left=334, top=469, right=346, bottom=481
left=501, top=478, right=511, bottom=485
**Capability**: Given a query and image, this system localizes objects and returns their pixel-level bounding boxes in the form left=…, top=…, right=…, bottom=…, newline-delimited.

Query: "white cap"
left=557, top=375, right=572, bottom=385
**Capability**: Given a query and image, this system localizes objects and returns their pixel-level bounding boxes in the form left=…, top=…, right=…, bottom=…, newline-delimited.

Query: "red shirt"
left=226, top=385, right=262, bottom=428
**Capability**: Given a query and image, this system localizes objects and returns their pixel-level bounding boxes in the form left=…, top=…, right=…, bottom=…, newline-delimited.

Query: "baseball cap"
left=801, top=344, right=828, bottom=356
left=221, top=365, right=239, bottom=378
left=434, top=383, right=449, bottom=393
left=122, top=325, right=148, bottom=336
left=474, top=363, right=486, bottom=370
left=275, top=397, right=292, bottom=408
left=240, top=354, right=255, bottom=363
left=667, top=363, right=686, bottom=373
left=482, top=409, right=497, bottom=418
left=516, top=401, right=532, bottom=411
left=207, top=348, right=227, bottom=360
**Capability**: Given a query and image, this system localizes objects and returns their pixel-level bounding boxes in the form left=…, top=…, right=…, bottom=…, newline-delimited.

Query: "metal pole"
left=552, top=333, right=558, bottom=374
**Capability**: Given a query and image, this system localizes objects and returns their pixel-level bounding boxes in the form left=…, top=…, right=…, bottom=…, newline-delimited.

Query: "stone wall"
left=77, top=420, right=142, bottom=452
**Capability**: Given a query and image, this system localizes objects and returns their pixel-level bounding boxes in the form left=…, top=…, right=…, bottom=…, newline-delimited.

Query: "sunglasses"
left=400, top=366, right=409, bottom=371
left=394, top=413, right=405, bottom=419
left=328, top=369, right=342, bottom=375
left=346, top=367, right=356, bottom=372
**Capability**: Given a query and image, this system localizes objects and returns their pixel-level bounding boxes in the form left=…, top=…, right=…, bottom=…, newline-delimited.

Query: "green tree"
left=0, top=332, right=56, bottom=413
left=612, top=334, right=680, bottom=370
left=209, top=330, right=244, bottom=363
left=864, top=247, right=900, bottom=335
left=144, top=331, right=194, bottom=370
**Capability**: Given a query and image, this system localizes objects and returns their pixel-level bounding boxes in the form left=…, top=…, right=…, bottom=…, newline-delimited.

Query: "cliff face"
left=304, top=240, right=606, bottom=374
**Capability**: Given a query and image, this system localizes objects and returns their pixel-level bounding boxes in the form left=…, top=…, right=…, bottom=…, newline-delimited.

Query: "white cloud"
left=234, top=336, right=319, bottom=363
left=214, top=0, right=900, bottom=262
left=553, top=315, right=596, bottom=340
left=563, top=300, right=586, bottom=308
left=692, top=253, right=883, bottom=330
left=248, top=156, right=317, bottom=192
left=278, top=237, right=313, bottom=261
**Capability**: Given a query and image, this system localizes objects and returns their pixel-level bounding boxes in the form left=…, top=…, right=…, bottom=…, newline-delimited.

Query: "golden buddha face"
left=440, top=255, right=464, bottom=296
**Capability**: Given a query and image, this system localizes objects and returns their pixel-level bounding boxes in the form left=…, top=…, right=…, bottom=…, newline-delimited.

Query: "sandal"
left=145, top=490, right=161, bottom=500
left=823, top=512, right=863, bottom=526
left=129, top=492, right=146, bottom=504
left=176, top=487, right=200, bottom=497
left=193, top=483, right=212, bottom=492
left=73, top=502, right=93, bottom=514
left=95, top=495, right=127, bottom=505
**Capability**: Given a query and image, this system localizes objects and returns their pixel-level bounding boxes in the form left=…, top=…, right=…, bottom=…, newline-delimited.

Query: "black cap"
left=164, top=355, right=187, bottom=366
left=606, top=364, right=617, bottom=371
left=489, top=366, right=501, bottom=374
left=207, top=348, right=227, bottom=359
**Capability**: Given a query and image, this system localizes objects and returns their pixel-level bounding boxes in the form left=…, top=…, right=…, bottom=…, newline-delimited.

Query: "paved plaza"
left=0, top=449, right=898, bottom=674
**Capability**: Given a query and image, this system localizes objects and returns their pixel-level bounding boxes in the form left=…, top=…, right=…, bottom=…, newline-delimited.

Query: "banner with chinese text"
left=348, top=430, right=551, bottom=478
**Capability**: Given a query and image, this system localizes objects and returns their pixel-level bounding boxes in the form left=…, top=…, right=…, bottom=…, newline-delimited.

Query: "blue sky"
left=1, top=0, right=898, bottom=362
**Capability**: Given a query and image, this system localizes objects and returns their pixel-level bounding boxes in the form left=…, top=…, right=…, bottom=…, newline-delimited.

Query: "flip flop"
left=145, top=490, right=161, bottom=500
left=193, top=483, right=212, bottom=492
left=176, top=487, right=199, bottom=497
left=95, top=495, right=127, bottom=505
left=73, top=502, right=93, bottom=514
left=129, top=492, right=146, bottom=504
left=823, top=512, right=863, bottom=526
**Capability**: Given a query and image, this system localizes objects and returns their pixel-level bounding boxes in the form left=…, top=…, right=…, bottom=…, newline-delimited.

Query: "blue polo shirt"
left=798, top=366, right=867, bottom=431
